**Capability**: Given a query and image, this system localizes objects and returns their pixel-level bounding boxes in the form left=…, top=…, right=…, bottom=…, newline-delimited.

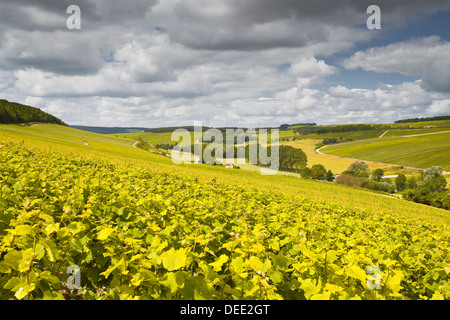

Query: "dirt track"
left=316, top=145, right=450, bottom=175
left=315, top=145, right=425, bottom=171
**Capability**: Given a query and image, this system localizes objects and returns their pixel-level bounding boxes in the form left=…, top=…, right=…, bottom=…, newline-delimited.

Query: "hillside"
left=0, top=99, right=67, bottom=126
left=395, top=115, right=450, bottom=123
left=321, top=130, right=450, bottom=171
left=1, top=123, right=449, bottom=223
left=70, top=125, right=149, bottom=134
left=0, top=123, right=449, bottom=301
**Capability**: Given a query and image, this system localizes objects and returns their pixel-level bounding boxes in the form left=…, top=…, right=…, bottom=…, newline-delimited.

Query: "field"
left=118, top=131, right=175, bottom=145
left=0, top=124, right=449, bottom=300
left=280, top=139, right=391, bottom=174
left=321, top=131, right=450, bottom=171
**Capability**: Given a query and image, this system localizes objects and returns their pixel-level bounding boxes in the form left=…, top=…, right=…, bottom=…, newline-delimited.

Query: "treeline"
left=280, top=123, right=316, bottom=130
left=146, top=126, right=257, bottom=134
left=155, top=143, right=176, bottom=150
left=190, top=143, right=307, bottom=172
left=299, top=164, right=334, bottom=182
left=315, top=137, right=353, bottom=148
left=294, top=124, right=388, bottom=135
left=403, top=166, right=449, bottom=210
left=145, top=126, right=212, bottom=133
left=71, top=126, right=148, bottom=134
left=395, top=115, right=450, bottom=123
left=336, top=161, right=399, bottom=194
left=275, top=145, right=307, bottom=172
left=334, top=161, right=449, bottom=210
left=0, top=99, right=67, bottom=125
left=145, top=126, right=279, bottom=135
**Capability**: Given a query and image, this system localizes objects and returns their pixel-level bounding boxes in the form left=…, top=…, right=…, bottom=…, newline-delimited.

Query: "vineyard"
left=0, top=138, right=449, bottom=300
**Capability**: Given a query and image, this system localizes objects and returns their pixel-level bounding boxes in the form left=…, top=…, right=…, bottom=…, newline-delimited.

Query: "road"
left=135, top=139, right=450, bottom=176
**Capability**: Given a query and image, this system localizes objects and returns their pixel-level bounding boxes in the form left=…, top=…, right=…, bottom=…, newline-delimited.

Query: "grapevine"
left=0, top=140, right=449, bottom=300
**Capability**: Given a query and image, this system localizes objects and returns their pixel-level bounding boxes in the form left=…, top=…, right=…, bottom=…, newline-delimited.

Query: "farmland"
left=0, top=123, right=449, bottom=300
left=321, top=131, right=450, bottom=171
left=280, top=138, right=390, bottom=175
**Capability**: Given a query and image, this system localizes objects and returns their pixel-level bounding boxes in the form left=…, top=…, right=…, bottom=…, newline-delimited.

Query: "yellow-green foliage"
left=1, top=124, right=449, bottom=226
left=0, top=125, right=449, bottom=300
left=0, top=141, right=449, bottom=300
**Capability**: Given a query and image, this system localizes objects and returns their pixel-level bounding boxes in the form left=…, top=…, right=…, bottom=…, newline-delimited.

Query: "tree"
left=326, top=170, right=334, bottom=182
left=395, top=174, right=407, bottom=191
left=311, top=164, right=327, bottom=180
left=344, top=161, right=369, bottom=178
left=300, top=167, right=312, bottom=179
left=406, top=176, right=418, bottom=190
left=402, top=167, right=449, bottom=210
left=259, top=145, right=307, bottom=172
left=0, top=99, right=67, bottom=125
left=418, top=166, right=447, bottom=193
left=335, top=174, right=363, bottom=187
left=371, top=168, right=384, bottom=182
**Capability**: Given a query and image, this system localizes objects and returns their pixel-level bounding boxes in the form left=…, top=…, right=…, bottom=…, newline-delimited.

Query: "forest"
left=294, top=124, right=388, bottom=135
left=0, top=99, right=67, bottom=126
left=394, top=115, right=450, bottom=123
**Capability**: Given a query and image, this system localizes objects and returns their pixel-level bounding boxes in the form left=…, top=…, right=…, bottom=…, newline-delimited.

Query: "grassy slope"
left=117, top=131, right=195, bottom=146
left=389, top=119, right=450, bottom=128
left=1, top=124, right=449, bottom=228
left=280, top=139, right=389, bottom=174
left=291, top=129, right=386, bottom=141
left=384, top=127, right=450, bottom=137
left=321, top=131, right=450, bottom=171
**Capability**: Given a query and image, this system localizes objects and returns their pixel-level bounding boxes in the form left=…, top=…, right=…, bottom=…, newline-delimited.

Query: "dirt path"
left=379, top=130, right=389, bottom=138
left=402, top=130, right=450, bottom=138
left=140, top=139, right=450, bottom=176
left=317, top=130, right=450, bottom=174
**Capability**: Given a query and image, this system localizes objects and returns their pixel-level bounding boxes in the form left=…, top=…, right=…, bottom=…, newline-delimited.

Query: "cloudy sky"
left=0, top=0, right=449, bottom=127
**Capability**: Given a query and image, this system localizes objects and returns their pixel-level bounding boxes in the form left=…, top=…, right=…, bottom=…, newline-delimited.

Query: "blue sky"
left=0, top=1, right=449, bottom=127
left=317, top=9, right=450, bottom=91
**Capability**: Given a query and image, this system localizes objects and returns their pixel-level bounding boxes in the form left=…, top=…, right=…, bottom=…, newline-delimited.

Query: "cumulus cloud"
left=0, top=0, right=449, bottom=127
left=152, top=0, right=450, bottom=50
left=427, top=99, right=450, bottom=114
left=222, top=80, right=444, bottom=126
left=0, top=30, right=105, bottom=75
left=341, top=36, right=450, bottom=92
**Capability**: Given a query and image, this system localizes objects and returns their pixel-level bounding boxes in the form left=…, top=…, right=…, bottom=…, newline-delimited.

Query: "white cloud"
left=287, top=56, right=338, bottom=88
left=427, top=99, right=450, bottom=114
left=0, top=30, right=105, bottom=75
left=220, top=80, right=447, bottom=126
left=1, top=1, right=449, bottom=127
left=341, top=36, right=450, bottom=92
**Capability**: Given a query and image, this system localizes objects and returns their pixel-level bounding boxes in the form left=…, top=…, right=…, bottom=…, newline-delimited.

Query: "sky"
left=0, top=0, right=449, bottom=128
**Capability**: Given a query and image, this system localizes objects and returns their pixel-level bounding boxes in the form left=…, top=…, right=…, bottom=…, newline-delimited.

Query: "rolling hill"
left=0, top=103, right=449, bottom=301
left=1, top=121, right=449, bottom=301
left=320, top=130, right=450, bottom=171
left=0, top=99, right=67, bottom=126
left=70, top=125, right=149, bottom=134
